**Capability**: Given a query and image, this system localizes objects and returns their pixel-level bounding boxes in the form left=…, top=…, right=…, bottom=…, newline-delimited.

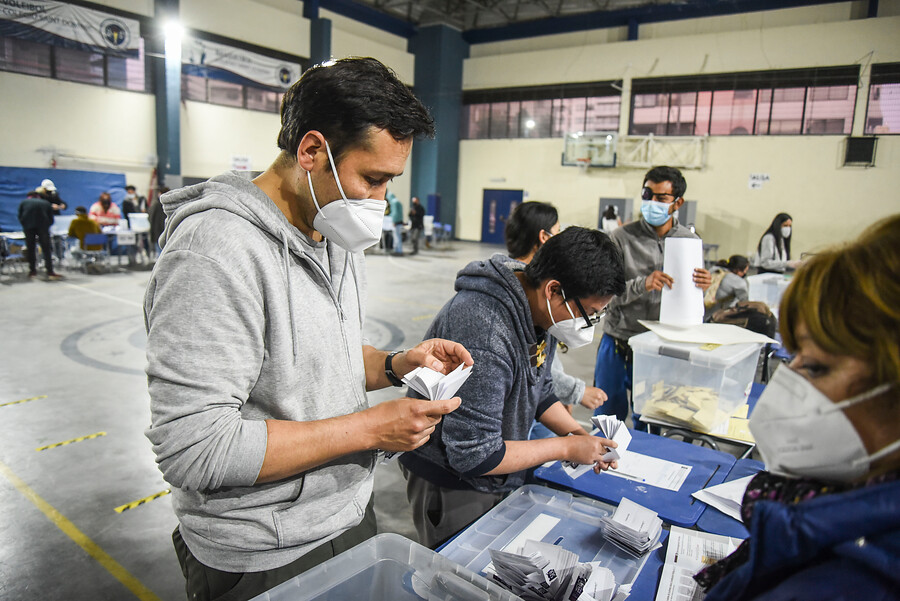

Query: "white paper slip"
left=654, top=527, right=743, bottom=601
left=591, top=415, right=632, bottom=462
left=598, top=497, right=663, bottom=557
left=403, top=362, right=473, bottom=400
left=691, top=475, right=754, bottom=522
left=604, top=452, right=692, bottom=492
left=638, top=321, right=777, bottom=346
left=659, top=238, right=705, bottom=327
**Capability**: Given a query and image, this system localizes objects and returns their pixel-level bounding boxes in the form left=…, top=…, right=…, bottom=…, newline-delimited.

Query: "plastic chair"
left=72, top=233, right=109, bottom=273
left=0, top=235, right=27, bottom=278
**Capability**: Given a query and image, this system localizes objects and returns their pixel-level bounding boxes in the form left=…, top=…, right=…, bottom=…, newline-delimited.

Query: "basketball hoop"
left=576, top=157, right=591, bottom=173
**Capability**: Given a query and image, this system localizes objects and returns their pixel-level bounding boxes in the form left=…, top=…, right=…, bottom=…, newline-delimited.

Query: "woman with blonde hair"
left=698, top=214, right=900, bottom=600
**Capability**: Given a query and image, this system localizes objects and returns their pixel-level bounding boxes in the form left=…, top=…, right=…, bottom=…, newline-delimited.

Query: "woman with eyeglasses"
left=696, top=214, right=900, bottom=601
left=754, top=213, right=801, bottom=274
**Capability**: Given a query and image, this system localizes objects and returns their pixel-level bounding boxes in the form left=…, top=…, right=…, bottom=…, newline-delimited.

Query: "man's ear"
left=672, top=197, right=685, bottom=213
left=543, top=279, right=561, bottom=300
left=296, top=131, right=325, bottom=172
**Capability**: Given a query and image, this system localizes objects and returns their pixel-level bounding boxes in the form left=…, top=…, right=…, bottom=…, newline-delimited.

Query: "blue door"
left=481, top=189, right=523, bottom=245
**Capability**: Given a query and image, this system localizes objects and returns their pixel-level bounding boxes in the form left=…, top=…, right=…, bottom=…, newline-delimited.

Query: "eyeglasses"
left=571, top=297, right=607, bottom=330
left=641, top=186, right=676, bottom=203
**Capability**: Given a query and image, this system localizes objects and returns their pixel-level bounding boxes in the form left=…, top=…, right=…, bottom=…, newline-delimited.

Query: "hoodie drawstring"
left=281, top=232, right=300, bottom=360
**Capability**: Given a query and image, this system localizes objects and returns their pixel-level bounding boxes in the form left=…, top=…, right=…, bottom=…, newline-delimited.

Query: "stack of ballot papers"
left=591, top=415, right=632, bottom=462
left=690, top=475, right=755, bottom=522
left=488, top=540, right=620, bottom=601
left=598, top=498, right=663, bottom=557
left=403, top=362, right=473, bottom=400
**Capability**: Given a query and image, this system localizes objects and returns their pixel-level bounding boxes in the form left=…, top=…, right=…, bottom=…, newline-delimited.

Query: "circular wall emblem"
left=101, top=18, right=130, bottom=49
left=278, top=67, right=293, bottom=85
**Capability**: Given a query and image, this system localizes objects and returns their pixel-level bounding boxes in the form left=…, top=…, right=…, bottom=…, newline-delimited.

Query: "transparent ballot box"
left=629, top=331, right=761, bottom=432
left=440, top=484, right=653, bottom=591
left=746, top=273, right=791, bottom=309
left=249, top=533, right=518, bottom=601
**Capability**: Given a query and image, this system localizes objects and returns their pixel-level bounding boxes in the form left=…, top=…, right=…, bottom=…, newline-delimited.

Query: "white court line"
left=61, top=282, right=143, bottom=309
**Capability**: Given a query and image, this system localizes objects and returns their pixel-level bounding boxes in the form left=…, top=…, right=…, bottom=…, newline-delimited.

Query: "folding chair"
left=72, top=233, right=109, bottom=273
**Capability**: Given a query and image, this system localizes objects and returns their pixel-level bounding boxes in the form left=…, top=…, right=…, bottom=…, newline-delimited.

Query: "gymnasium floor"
left=0, top=239, right=601, bottom=600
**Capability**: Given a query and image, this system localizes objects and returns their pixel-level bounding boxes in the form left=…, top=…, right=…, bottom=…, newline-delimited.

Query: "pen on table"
left=691, top=465, right=721, bottom=505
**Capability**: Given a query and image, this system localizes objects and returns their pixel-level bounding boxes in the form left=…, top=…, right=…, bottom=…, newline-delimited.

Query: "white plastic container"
left=629, top=331, right=762, bottom=431
left=746, top=273, right=791, bottom=309
left=249, top=533, right=518, bottom=601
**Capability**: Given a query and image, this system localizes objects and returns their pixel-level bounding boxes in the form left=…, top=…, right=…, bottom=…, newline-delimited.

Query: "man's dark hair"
left=75, top=206, right=87, bottom=214
left=125, top=185, right=136, bottom=192
left=525, top=227, right=625, bottom=300
left=277, top=57, right=435, bottom=165
left=644, top=166, right=687, bottom=199
left=505, top=201, right=559, bottom=259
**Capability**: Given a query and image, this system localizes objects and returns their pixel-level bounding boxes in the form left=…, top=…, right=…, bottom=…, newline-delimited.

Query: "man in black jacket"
left=18, top=192, right=62, bottom=280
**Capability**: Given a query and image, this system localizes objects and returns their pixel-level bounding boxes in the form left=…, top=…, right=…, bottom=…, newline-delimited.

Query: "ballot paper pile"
left=561, top=415, right=631, bottom=479
left=597, top=498, right=663, bottom=557
left=488, top=540, right=619, bottom=601
left=640, top=382, right=728, bottom=432
left=403, top=362, right=473, bottom=400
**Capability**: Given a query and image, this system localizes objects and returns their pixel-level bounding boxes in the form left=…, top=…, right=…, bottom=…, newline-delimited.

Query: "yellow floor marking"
left=115, top=489, right=171, bottom=514
left=0, top=459, right=162, bottom=601
left=0, top=395, right=48, bottom=408
left=36, top=431, right=107, bottom=452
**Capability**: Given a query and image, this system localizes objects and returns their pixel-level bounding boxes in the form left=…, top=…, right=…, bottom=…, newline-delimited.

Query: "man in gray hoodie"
left=399, top=227, right=626, bottom=547
left=144, top=58, right=471, bottom=601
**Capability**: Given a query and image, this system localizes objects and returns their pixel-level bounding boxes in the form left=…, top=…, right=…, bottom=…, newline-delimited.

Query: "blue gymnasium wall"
left=0, top=167, right=127, bottom=232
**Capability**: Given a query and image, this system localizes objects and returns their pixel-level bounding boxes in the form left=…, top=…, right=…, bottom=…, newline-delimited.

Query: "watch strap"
left=385, top=350, right=404, bottom=387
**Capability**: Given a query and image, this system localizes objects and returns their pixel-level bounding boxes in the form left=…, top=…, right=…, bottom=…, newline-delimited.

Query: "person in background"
left=593, top=166, right=711, bottom=427
left=121, top=185, right=146, bottom=227
left=697, top=214, right=900, bottom=601
left=388, top=190, right=404, bottom=255
left=400, top=227, right=625, bottom=548
left=704, top=255, right=750, bottom=318
left=67, top=206, right=102, bottom=249
left=408, top=196, right=425, bottom=254
left=600, top=204, right=621, bottom=234
left=89, top=192, right=122, bottom=227
left=505, top=201, right=609, bottom=422
left=18, top=188, right=62, bottom=280
left=754, top=213, right=800, bottom=274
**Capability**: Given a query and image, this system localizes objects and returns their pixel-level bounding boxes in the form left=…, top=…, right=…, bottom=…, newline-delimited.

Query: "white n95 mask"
left=309, top=139, right=386, bottom=252
left=749, top=365, right=900, bottom=483
left=546, top=291, right=595, bottom=349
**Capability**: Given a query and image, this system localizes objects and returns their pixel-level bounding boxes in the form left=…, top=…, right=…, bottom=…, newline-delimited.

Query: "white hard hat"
left=41, top=179, right=57, bottom=192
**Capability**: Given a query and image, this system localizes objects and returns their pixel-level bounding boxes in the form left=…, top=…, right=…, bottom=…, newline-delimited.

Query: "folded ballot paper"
left=561, top=416, right=632, bottom=479
left=598, top=498, right=663, bottom=557
left=488, top=540, right=621, bottom=601
left=690, top=475, right=755, bottom=522
left=403, top=362, right=473, bottom=400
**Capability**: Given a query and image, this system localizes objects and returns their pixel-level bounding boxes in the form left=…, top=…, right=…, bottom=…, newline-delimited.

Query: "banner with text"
left=183, top=36, right=301, bottom=91
left=0, top=0, right=141, bottom=56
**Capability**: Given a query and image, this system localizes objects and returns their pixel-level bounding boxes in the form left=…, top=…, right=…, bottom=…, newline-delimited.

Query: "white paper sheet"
left=638, top=320, right=777, bottom=345
left=690, top=475, right=754, bottom=522
left=659, top=238, right=705, bottom=326
left=605, top=452, right=693, bottom=491
left=654, top=527, right=743, bottom=601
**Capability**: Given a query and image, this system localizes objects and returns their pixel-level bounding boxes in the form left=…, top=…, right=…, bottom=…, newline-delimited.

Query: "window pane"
left=709, top=89, right=757, bottom=135
left=507, top=101, right=521, bottom=138
left=107, top=38, right=146, bottom=91
left=552, top=97, right=586, bottom=137
left=55, top=46, right=104, bottom=85
left=246, top=87, right=279, bottom=112
left=585, top=96, right=620, bottom=132
left=182, top=73, right=207, bottom=102
left=489, top=102, right=509, bottom=138
left=667, top=92, right=697, bottom=135
left=755, top=89, right=772, bottom=135
left=208, top=79, right=243, bottom=107
left=866, top=83, right=900, bottom=134
left=519, top=99, right=552, bottom=138
left=462, top=103, right=491, bottom=139
left=803, top=84, right=855, bottom=135
left=768, top=87, right=805, bottom=134
left=0, top=36, right=51, bottom=77
left=694, top=91, right=712, bottom=135
left=630, top=93, right=668, bottom=135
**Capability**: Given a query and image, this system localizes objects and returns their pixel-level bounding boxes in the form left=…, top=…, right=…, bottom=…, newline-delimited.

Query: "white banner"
left=0, top=0, right=141, bottom=54
left=183, top=37, right=300, bottom=90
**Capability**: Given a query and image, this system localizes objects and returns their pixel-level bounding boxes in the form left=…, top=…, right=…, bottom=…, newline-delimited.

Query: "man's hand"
left=645, top=270, right=674, bottom=292
left=566, top=435, right=618, bottom=473
left=693, top=267, right=712, bottom=291
left=365, top=397, right=460, bottom=452
left=580, top=386, right=607, bottom=410
left=396, top=338, right=473, bottom=376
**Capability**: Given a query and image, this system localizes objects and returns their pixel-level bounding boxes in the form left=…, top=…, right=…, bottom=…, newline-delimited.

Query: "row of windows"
left=461, top=96, right=620, bottom=140
left=182, top=74, right=285, bottom=113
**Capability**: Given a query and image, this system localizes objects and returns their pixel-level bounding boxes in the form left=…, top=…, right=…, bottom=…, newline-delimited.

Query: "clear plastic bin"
left=249, top=533, right=518, bottom=601
left=440, top=484, right=652, bottom=591
left=746, top=273, right=791, bottom=309
left=629, top=331, right=761, bottom=431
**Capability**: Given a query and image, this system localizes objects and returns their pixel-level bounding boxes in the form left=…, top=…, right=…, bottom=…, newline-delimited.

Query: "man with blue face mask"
left=592, top=166, right=712, bottom=429
left=144, top=58, right=473, bottom=601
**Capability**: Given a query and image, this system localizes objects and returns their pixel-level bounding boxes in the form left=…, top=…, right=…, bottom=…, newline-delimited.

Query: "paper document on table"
left=638, top=321, right=777, bottom=345
left=598, top=498, right=663, bottom=557
left=691, top=475, right=754, bottom=522
left=403, top=362, right=473, bottom=400
left=659, top=238, right=705, bottom=326
left=654, top=527, right=743, bottom=601
left=604, top=452, right=692, bottom=491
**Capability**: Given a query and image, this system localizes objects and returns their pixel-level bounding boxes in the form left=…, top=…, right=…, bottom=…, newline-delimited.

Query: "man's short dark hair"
left=524, top=227, right=625, bottom=300
left=277, top=57, right=435, bottom=165
left=505, top=201, right=558, bottom=259
left=644, top=166, right=686, bottom=199
left=75, top=206, right=87, bottom=214
left=125, top=185, right=136, bottom=192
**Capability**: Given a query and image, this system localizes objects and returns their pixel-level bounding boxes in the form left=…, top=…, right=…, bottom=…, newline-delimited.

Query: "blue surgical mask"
left=641, top=200, right=671, bottom=227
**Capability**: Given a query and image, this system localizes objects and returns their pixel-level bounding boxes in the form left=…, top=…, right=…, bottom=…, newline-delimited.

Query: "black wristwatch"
left=385, top=350, right=404, bottom=387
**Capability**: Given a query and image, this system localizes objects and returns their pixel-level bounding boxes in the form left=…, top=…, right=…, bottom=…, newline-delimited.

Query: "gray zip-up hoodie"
left=603, top=217, right=699, bottom=341
left=144, top=172, right=375, bottom=572
left=399, top=254, right=558, bottom=494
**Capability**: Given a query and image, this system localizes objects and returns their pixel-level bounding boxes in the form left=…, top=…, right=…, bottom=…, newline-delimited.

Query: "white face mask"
left=781, top=226, right=792, bottom=239
left=545, top=290, right=595, bottom=349
left=309, top=140, right=387, bottom=252
left=749, top=365, right=900, bottom=482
